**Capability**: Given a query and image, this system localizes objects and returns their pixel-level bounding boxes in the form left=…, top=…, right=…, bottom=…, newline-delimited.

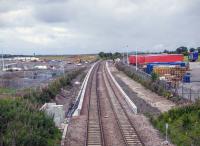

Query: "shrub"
left=182, top=115, right=191, bottom=130
left=0, top=98, right=61, bottom=146
left=152, top=103, right=200, bottom=146
left=151, top=72, right=158, bottom=82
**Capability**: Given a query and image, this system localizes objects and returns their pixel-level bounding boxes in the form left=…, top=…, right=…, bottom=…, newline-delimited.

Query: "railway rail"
left=102, top=62, right=144, bottom=146
left=85, top=61, right=143, bottom=146
left=85, top=63, right=105, bottom=146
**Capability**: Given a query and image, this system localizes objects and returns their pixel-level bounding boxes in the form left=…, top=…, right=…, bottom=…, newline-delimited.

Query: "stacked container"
left=146, top=62, right=187, bottom=74
left=183, top=73, right=191, bottom=83
left=129, top=54, right=184, bottom=65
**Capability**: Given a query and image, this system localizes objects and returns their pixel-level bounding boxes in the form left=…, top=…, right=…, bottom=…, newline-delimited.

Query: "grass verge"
left=0, top=98, right=61, bottom=146
left=0, top=87, right=16, bottom=94
left=150, top=102, right=200, bottom=146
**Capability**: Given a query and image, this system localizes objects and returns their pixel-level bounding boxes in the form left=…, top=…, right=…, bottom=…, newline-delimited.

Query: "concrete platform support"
left=40, top=103, right=65, bottom=127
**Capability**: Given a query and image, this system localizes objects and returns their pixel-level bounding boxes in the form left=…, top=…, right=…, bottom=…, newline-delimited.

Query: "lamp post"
left=123, top=52, right=125, bottom=64
left=1, top=49, right=4, bottom=71
left=126, top=45, right=129, bottom=66
left=136, top=48, right=138, bottom=71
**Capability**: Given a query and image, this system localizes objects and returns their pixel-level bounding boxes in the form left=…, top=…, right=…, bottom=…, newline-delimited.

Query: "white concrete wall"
left=40, top=103, right=65, bottom=127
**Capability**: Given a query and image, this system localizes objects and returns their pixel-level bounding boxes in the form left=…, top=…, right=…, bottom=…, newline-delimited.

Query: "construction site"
left=0, top=55, right=96, bottom=89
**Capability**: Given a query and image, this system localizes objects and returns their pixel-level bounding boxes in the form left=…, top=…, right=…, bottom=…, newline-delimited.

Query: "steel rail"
left=85, top=62, right=105, bottom=146
left=103, top=62, right=144, bottom=146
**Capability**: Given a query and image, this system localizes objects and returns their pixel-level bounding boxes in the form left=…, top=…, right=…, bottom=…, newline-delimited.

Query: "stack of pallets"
left=153, top=66, right=187, bottom=81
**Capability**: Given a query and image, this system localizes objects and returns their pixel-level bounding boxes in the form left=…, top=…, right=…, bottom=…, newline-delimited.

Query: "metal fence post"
left=182, top=85, right=183, bottom=99
left=198, top=89, right=200, bottom=101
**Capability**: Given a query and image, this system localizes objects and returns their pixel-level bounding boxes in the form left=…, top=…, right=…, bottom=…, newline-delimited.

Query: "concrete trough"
left=106, top=62, right=138, bottom=114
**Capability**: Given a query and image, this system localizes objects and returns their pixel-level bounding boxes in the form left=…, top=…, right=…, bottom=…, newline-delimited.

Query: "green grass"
left=0, top=87, right=16, bottom=94
left=151, top=102, right=200, bottom=146
left=37, top=54, right=97, bottom=62
left=38, top=55, right=68, bottom=60
left=0, top=98, right=61, bottom=146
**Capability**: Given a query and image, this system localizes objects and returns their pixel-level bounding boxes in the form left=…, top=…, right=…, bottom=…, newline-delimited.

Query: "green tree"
left=176, top=46, right=188, bottom=54
left=98, top=52, right=105, bottom=58
left=113, top=52, right=121, bottom=58
left=163, top=49, right=169, bottom=53
left=189, top=48, right=195, bottom=52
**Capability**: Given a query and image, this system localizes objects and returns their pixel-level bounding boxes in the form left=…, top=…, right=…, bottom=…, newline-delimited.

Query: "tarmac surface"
left=180, top=62, right=200, bottom=91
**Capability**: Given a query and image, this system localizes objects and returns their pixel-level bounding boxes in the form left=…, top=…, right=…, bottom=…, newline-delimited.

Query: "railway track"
left=102, top=62, right=144, bottom=146
left=85, top=61, right=143, bottom=146
left=86, top=63, right=105, bottom=146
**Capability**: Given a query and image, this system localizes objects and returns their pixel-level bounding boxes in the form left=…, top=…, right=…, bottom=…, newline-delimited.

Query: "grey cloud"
left=0, top=0, right=200, bottom=54
left=33, top=2, right=70, bottom=23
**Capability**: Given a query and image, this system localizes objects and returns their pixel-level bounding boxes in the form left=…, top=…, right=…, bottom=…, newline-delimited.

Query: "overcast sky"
left=0, top=0, right=199, bottom=55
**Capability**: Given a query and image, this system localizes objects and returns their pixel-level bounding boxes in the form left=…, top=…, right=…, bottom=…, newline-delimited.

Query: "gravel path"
left=110, top=64, right=175, bottom=113
left=114, top=75, right=160, bottom=116
left=65, top=115, right=87, bottom=146
left=128, top=114, right=175, bottom=146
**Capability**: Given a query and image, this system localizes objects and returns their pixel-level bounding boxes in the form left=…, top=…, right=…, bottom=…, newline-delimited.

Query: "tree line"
left=0, top=54, right=34, bottom=58
left=163, top=46, right=200, bottom=56
left=98, top=52, right=122, bottom=59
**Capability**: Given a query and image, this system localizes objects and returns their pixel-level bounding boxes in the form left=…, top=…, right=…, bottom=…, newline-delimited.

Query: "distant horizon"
left=0, top=50, right=180, bottom=56
left=0, top=53, right=98, bottom=56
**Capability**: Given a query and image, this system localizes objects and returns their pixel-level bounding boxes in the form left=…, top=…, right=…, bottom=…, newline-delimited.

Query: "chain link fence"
left=116, top=62, right=200, bottom=102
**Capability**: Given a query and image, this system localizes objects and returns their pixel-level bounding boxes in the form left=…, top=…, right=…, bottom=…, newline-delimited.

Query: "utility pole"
left=126, top=45, right=129, bottom=66
left=123, top=52, right=125, bottom=64
left=136, top=48, right=138, bottom=71
left=1, top=49, right=4, bottom=71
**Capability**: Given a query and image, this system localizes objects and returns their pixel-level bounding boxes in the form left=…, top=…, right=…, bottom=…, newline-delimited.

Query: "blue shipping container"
left=188, top=51, right=198, bottom=62
left=183, top=75, right=190, bottom=83
left=146, top=62, right=187, bottom=74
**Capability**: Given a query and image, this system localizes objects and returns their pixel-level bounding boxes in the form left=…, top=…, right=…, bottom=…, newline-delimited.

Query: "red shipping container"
left=129, top=55, right=145, bottom=64
left=144, top=54, right=183, bottom=63
left=129, top=54, right=184, bottom=64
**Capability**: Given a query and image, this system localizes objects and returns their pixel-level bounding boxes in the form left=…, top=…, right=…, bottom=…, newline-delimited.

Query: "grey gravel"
left=114, top=75, right=161, bottom=116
